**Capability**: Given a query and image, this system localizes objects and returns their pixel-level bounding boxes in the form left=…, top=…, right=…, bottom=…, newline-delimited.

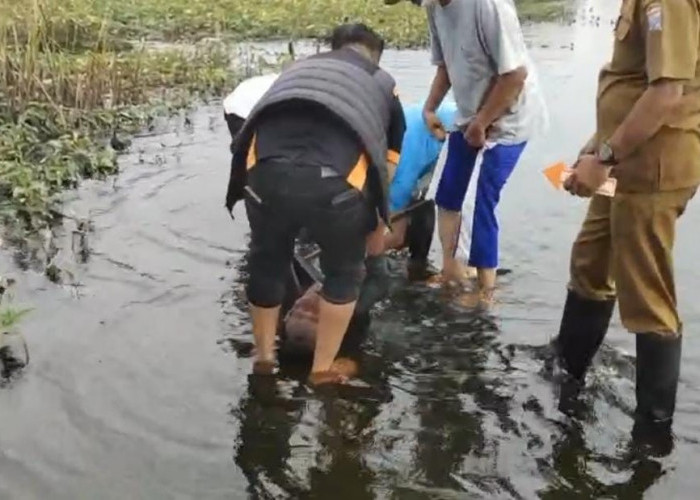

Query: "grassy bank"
left=0, top=0, right=570, bottom=251
left=0, top=0, right=245, bottom=245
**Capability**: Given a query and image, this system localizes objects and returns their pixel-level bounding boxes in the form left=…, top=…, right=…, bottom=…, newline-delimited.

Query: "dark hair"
left=329, top=23, right=385, bottom=55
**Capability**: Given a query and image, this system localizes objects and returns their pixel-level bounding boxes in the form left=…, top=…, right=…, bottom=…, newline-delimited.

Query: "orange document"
left=543, top=162, right=616, bottom=197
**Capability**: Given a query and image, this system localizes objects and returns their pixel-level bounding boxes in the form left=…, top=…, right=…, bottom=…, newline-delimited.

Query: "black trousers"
left=245, top=161, right=375, bottom=306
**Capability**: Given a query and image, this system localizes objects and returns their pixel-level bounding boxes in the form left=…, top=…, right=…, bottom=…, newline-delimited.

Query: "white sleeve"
left=476, top=0, right=528, bottom=74
left=428, top=10, right=445, bottom=65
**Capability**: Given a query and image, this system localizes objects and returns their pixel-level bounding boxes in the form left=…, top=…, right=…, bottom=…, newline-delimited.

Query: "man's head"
left=330, top=23, right=385, bottom=65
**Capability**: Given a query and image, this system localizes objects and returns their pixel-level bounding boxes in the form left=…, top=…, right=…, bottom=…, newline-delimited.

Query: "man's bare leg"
left=366, top=219, right=387, bottom=257
left=309, top=299, right=357, bottom=384
left=478, top=268, right=497, bottom=292
left=464, top=265, right=478, bottom=279
left=457, top=267, right=497, bottom=308
left=251, top=304, right=280, bottom=373
left=477, top=267, right=497, bottom=305
left=383, top=217, right=408, bottom=251
left=438, top=208, right=471, bottom=286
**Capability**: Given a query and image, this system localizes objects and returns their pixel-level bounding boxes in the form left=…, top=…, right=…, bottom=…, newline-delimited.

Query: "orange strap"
left=387, top=149, right=400, bottom=165
left=246, top=134, right=257, bottom=170
left=347, top=154, right=369, bottom=191
left=246, top=138, right=371, bottom=192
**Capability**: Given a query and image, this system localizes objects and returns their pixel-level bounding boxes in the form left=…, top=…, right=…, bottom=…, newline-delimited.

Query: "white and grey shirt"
left=427, top=0, right=547, bottom=145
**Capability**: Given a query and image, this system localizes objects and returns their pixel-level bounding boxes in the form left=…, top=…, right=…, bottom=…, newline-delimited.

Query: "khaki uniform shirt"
left=596, top=0, right=700, bottom=192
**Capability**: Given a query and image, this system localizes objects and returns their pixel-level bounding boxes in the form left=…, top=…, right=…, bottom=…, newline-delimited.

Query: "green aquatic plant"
left=0, top=0, right=242, bottom=243
left=0, top=307, right=32, bottom=331
left=0, top=277, right=30, bottom=333
left=0, top=297, right=31, bottom=377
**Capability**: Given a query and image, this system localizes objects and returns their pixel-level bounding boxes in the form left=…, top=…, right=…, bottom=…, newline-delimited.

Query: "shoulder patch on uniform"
left=646, top=3, right=662, bottom=31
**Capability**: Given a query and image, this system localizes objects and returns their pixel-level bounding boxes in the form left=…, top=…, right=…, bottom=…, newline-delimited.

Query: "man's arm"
left=579, top=134, right=597, bottom=156
left=566, top=0, right=699, bottom=196
left=473, top=68, right=528, bottom=129
left=423, top=10, right=451, bottom=115
left=608, top=81, right=683, bottom=160
left=424, top=64, right=452, bottom=114
left=473, top=0, right=530, bottom=129
left=606, top=0, right=698, bottom=160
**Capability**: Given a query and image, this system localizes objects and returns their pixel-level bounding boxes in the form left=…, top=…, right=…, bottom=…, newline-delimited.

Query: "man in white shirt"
left=223, top=73, right=279, bottom=140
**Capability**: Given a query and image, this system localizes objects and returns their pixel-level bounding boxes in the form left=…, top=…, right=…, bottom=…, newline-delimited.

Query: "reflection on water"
left=3, top=0, right=700, bottom=498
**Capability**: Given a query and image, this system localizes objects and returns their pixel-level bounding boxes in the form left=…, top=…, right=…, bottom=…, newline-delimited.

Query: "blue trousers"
left=435, top=132, right=526, bottom=269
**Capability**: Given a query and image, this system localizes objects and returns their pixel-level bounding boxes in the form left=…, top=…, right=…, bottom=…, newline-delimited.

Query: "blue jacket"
left=389, top=101, right=458, bottom=212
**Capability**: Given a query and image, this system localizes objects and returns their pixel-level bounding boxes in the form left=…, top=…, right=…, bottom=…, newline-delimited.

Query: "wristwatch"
left=597, top=141, right=618, bottom=166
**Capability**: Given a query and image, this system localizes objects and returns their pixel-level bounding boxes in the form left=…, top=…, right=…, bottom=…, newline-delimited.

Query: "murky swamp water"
left=3, top=1, right=700, bottom=498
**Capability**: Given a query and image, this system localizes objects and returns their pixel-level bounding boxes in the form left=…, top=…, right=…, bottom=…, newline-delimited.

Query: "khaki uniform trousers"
left=568, top=187, right=697, bottom=336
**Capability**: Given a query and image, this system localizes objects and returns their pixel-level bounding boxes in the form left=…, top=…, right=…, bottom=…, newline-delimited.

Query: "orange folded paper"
left=543, top=162, right=616, bottom=197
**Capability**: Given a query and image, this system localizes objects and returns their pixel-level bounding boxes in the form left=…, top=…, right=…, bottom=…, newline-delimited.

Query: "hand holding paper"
left=543, top=161, right=616, bottom=197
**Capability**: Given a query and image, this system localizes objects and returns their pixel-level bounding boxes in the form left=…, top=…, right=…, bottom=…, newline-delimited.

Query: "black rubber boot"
left=551, top=290, right=615, bottom=401
left=632, top=332, right=682, bottom=443
left=355, top=255, right=390, bottom=315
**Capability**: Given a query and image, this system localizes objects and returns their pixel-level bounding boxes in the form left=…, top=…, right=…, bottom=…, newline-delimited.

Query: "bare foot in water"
left=330, top=357, right=359, bottom=378
left=425, top=265, right=477, bottom=289
left=252, top=359, right=277, bottom=375
left=307, top=357, right=359, bottom=386
left=455, top=287, right=496, bottom=309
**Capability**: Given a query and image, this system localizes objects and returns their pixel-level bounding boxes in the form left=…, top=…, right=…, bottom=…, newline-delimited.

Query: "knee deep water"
left=3, top=1, right=700, bottom=498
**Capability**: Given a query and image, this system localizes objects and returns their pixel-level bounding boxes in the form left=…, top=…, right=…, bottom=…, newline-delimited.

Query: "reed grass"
left=0, top=0, right=239, bottom=239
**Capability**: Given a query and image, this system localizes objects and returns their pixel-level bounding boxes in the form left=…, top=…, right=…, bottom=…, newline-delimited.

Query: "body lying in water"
left=277, top=197, right=437, bottom=378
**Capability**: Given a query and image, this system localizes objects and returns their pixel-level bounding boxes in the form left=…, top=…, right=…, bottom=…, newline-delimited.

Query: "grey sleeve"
left=427, top=10, right=444, bottom=65
left=476, top=0, right=528, bottom=74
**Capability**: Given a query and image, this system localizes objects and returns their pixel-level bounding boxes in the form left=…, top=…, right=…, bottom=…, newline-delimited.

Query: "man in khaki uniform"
left=553, top=0, right=700, bottom=440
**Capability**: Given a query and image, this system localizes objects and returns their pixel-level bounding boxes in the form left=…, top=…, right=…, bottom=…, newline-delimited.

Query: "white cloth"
left=425, top=139, right=474, bottom=265
left=222, top=73, right=279, bottom=119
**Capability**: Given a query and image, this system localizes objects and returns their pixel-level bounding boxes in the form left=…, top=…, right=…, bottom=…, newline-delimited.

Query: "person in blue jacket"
left=389, top=101, right=456, bottom=213
left=378, top=100, right=459, bottom=276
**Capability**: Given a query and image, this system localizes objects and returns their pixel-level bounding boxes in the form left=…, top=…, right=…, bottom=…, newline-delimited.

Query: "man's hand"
left=366, top=215, right=387, bottom=257
left=578, top=134, right=597, bottom=158
left=464, top=117, right=487, bottom=148
left=423, top=110, right=447, bottom=141
left=563, top=154, right=611, bottom=198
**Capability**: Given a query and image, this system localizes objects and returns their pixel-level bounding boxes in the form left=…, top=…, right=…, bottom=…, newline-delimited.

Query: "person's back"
left=390, top=100, right=457, bottom=213
left=225, top=23, right=406, bottom=386
left=250, top=47, right=393, bottom=183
